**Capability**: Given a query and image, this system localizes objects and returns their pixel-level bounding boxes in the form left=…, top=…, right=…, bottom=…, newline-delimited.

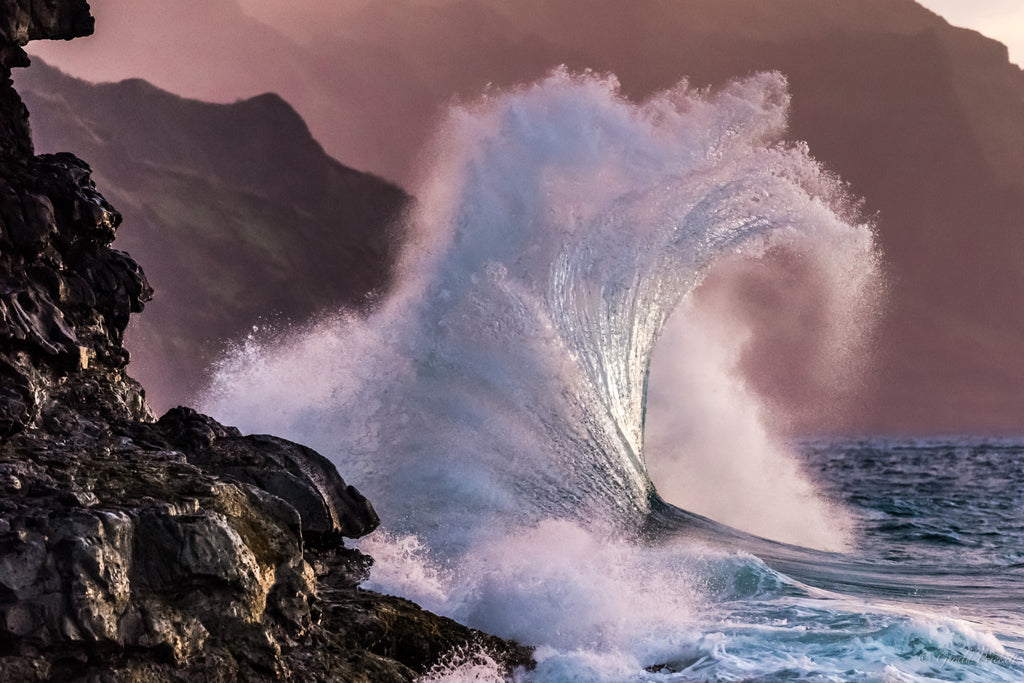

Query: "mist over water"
left=201, top=69, right=885, bottom=677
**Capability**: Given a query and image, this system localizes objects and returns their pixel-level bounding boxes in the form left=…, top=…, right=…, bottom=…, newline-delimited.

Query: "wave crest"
left=201, top=68, right=879, bottom=552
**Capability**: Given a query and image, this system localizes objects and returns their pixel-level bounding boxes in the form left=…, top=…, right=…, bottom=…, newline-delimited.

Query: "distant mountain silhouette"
left=16, top=61, right=408, bottom=410
left=25, top=0, right=1024, bottom=432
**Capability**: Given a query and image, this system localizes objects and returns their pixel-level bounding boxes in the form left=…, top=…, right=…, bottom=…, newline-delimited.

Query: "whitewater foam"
left=204, top=68, right=876, bottom=546
left=201, top=68, right=886, bottom=675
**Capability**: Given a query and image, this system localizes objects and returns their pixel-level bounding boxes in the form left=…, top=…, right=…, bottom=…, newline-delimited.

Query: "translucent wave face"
left=199, top=70, right=884, bottom=676
left=202, top=68, right=878, bottom=553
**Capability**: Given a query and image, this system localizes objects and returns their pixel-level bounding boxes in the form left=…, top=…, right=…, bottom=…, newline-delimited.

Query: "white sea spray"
left=201, top=68, right=899, bottom=679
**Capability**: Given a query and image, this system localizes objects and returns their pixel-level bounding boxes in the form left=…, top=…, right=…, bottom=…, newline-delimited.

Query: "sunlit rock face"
left=0, top=409, right=380, bottom=680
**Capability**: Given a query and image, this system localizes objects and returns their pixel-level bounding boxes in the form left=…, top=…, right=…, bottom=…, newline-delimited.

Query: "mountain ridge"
left=26, top=0, right=1024, bottom=433
left=16, top=59, right=410, bottom=409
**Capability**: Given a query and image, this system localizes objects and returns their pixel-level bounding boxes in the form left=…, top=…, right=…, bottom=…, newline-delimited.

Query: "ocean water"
left=637, top=438, right=1024, bottom=682
left=199, top=69, right=1024, bottom=681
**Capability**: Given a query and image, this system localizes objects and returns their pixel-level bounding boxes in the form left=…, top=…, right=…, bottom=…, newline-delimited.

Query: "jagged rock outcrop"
left=0, top=0, right=151, bottom=437
left=0, top=426, right=319, bottom=677
left=0, top=3, right=531, bottom=680
left=0, top=151, right=153, bottom=434
left=157, top=407, right=380, bottom=542
left=0, top=413, right=531, bottom=681
left=0, top=0, right=91, bottom=158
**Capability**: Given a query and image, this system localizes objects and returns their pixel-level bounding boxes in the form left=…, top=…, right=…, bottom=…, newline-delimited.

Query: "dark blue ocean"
left=797, top=438, right=1024, bottom=677
left=639, top=438, right=1024, bottom=681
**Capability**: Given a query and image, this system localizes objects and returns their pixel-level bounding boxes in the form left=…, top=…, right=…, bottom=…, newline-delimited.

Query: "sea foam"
left=201, top=68, right=882, bottom=675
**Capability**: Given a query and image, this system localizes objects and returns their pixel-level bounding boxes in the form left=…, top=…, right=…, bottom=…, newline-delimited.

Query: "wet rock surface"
left=158, top=407, right=381, bottom=543
left=0, top=417, right=532, bottom=681
left=0, top=1, right=532, bottom=680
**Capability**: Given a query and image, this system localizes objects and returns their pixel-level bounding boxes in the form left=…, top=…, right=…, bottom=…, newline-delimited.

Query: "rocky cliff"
left=0, top=3, right=530, bottom=680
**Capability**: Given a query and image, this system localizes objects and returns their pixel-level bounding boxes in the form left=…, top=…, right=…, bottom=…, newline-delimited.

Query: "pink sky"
left=916, top=0, right=1024, bottom=65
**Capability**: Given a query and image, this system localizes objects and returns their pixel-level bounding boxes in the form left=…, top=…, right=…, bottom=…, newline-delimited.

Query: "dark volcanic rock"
left=157, top=407, right=381, bottom=544
left=0, top=91, right=153, bottom=434
left=0, top=430, right=317, bottom=676
left=0, top=0, right=93, bottom=47
left=0, top=417, right=532, bottom=681
left=0, top=0, right=150, bottom=441
left=0, top=0, right=91, bottom=158
left=0, top=2, right=531, bottom=680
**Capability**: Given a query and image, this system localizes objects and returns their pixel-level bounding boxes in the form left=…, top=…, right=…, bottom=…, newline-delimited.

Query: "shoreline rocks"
left=0, top=412, right=532, bottom=681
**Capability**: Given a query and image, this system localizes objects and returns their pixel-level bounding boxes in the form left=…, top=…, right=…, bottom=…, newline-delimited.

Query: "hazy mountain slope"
left=26, top=0, right=1024, bottom=432
left=16, top=61, right=409, bottom=410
